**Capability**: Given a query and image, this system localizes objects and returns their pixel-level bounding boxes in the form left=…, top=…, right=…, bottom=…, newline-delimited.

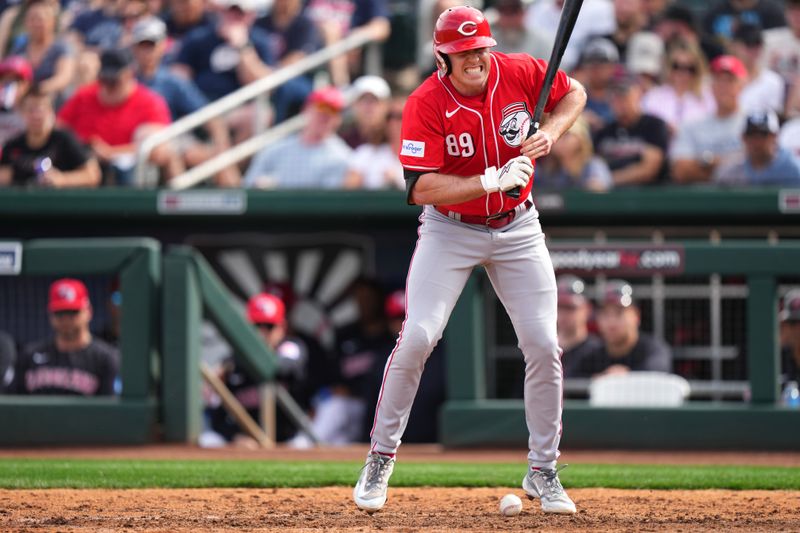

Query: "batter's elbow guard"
left=404, top=169, right=423, bottom=205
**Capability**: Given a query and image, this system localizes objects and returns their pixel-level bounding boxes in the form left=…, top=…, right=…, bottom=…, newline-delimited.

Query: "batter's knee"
left=391, top=322, right=441, bottom=369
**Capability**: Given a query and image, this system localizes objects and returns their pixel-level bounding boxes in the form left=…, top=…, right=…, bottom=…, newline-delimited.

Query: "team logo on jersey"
left=401, top=140, right=425, bottom=157
left=499, top=102, right=532, bottom=147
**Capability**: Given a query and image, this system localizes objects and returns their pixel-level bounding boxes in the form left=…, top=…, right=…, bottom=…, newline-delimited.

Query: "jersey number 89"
left=445, top=133, right=475, bottom=157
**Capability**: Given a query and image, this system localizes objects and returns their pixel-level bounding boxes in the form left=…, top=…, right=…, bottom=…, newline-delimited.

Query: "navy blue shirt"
left=176, top=24, right=274, bottom=101
left=70, top=8, right=122, bottom=48
left=138, top=66, right=208, bottom=120
left=256, top=12, right=320, bottom=61
left=10, top=40, right=72, bottom=83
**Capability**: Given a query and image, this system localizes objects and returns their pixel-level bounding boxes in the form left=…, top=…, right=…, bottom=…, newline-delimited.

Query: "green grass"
left=0, top=460, right=798, bottom=490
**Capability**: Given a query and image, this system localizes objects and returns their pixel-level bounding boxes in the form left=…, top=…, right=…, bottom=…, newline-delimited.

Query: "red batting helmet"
left=433, top=6, right=497, bottom=55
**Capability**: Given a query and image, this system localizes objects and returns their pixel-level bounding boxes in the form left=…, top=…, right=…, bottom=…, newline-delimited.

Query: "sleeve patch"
left=401, top=140, right=426, bottom=158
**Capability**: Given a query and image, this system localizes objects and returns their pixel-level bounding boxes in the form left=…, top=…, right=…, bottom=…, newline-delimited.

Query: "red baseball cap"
left=247, top=293, right=286, bottom=325
left=0, top=56, right=33, bottom=82
left=305, top=87, right=345, bottom=112
left=48, top=278, right=90, bottom=312
left=710, top=55, right=747, bottom=80
left=385, top=290, right=405, bottom=319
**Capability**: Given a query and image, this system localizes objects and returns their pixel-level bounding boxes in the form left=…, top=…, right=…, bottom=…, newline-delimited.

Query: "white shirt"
left=348, top=143, right=404, bottom=190
left=524, top=0, right=616, bottom=71
left=763, top=27, right=800, bottom=84
left=740, top=68, right=786, bottom=115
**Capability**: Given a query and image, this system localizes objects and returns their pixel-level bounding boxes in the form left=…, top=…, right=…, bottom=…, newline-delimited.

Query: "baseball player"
left=353, top=5, right=586, bottom=515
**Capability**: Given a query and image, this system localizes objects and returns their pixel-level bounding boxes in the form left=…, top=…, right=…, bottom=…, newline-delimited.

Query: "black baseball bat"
left=507, top=0, right=585, bottom=199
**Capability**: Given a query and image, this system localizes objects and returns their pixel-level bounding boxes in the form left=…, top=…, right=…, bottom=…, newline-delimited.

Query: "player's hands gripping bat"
left=481, top=156, right=533, bottom=193
left=507, top=0, right=585, bottom=199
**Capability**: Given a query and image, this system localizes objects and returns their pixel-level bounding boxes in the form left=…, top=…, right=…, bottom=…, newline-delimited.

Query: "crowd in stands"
left=0, top=0, right=798, bottom=188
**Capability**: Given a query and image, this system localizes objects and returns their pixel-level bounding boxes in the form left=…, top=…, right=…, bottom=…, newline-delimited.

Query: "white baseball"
left=499, top=493, right=523, bottom=517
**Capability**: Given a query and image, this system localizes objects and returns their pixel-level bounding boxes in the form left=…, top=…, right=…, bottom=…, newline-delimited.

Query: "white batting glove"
left=480, top=156, right=533, bottom=193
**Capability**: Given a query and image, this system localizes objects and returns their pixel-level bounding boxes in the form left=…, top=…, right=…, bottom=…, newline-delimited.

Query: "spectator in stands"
left=671, top=55, right=747, bottom=184
left=131, top=17, right=239, bottom=187
left=8, top=0, right=75, bottom=103
left=208, top=292, right=309, bottom=445
left=703, top=0, right=785, bottom=44
left=0, top=87, right=101, bottom=187
left=730, top=23, right=785, bottom=116
left=556, top=275, right=604, bottom=378
left=763, top=0, right=800, bottom=106
left=244, top=87, right=352, bottom=189
left=10, top=278, right=119, bottom=396
left=780, top=289, right=800, bottom=386
left=173, top=0, right=273, bottom=103
left=0, top=0, right=58, bottom=58
left=652, top=4, right=725, bottom=63
left=0, top=330, right=16, bottom=393
left=571, top=279, right=672, bottom=377
left=343, top=94, right=404, bottom=189
left=340, top=74, right=390, bottom=149
left=717, top=110, right=800, bottom=186
left=601, top=0, right=651, bottom=63
left=58, top=47, right=180, bottom=186
left=0, top=56, right=32, bottom=146
left=641, top=39, right=715, bottom=137
left=593, top=66, right=670, bottom=185
left=524, top=0, right=615, bottom=72
left=165, top=0, right=216, bottom=42
left=306, top=0, right=390, bottom=86
left=490, top=0, right=551, bottom=60
left=534, top=118, right=612, bottom=191
left=256, top=0, right=321, bottom=123
left=574, top=37, right=619, bottom=134
left=625, top=32, right=664, bottom=93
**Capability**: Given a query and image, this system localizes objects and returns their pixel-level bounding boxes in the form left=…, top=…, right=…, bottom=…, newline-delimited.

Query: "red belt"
left=435, top=199, right=533, bottom=229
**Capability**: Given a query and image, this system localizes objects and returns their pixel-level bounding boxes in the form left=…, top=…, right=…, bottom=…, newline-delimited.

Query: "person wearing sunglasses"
left=10, top=278, right=119, bottom=396
left=641, top=39, right=715, bottom=138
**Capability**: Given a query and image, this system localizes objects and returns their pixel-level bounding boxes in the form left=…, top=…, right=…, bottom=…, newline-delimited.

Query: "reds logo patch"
left=458, top=21, right=478, bottom=36
left=498, top=102, right=532, bottom=147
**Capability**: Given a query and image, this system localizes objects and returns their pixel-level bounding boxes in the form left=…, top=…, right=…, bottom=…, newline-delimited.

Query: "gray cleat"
left=522, top=464, right=577, bottom=514
left=353, top=452, right=395, bottom=513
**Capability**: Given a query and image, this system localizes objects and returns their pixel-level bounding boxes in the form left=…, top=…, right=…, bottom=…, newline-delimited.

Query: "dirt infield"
left=2, top=487, right=799, bottom=532
left=2, top=445, right=799, bottom=532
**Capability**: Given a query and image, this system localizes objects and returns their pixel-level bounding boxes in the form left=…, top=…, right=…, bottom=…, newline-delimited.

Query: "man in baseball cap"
left=556, top=275, right=602, bottom=378
left=10, top=278, right=119, bottom=395
left=570, top=279, right=671, bottom=377
left=717, top=109, right=800, bottom=186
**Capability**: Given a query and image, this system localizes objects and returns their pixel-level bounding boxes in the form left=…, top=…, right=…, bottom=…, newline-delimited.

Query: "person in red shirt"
left=57, top=47, right=182, bottom=186
left=353, top=6, right=586, bottom=515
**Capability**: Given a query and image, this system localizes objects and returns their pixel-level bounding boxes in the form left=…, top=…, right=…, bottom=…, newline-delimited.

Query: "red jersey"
left=399, top=52, right=571, bottom=216
left=57, top=82, right=171, bottom=147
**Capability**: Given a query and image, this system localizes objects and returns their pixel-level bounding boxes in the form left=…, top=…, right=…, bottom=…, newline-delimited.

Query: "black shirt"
left=571, top=333, right=672, bottom=378
left=12, top=337, right=119, bottom=396
left=0, top=128, right=90, bottom=186
left=593, top=114, right=670, bottom=183
left=781, top=345, right=800, bottom=386
left=562, top=334, right=604, bottom=378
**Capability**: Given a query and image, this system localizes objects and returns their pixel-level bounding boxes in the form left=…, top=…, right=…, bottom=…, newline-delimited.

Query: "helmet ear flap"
left=434, top=48, right=451, bottom=76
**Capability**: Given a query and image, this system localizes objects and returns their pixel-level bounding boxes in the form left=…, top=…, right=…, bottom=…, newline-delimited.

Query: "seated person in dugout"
left=570, top=279, right=672, bottom=378
left=11, top=278, right=119, bottom=396
left=557, top=275, right=604, bottom=378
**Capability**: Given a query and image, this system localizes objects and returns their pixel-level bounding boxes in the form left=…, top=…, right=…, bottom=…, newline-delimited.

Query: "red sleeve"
left=398, top=92, right=443, bottom=173
left=140, top=88, right=172, bottom=125
left=57, top=93, right=78, bottom=128
left=528, top=58, right=572, bottom=113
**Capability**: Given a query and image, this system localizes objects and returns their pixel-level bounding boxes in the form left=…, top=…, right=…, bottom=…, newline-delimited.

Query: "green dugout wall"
left=0, top=189, right=799, bottom=448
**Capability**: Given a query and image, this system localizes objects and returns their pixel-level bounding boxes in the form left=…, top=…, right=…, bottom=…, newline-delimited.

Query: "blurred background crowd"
left=0, top=0, right=800, bottom=189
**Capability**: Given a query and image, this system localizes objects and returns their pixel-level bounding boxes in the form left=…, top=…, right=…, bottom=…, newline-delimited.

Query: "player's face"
left=557, top=300, right=589, bottom=338
left=448, top=47, right=491, bottom=96
left=49, top=307, right=92, bottom=341
left=596, top=305, right=639, bottom=345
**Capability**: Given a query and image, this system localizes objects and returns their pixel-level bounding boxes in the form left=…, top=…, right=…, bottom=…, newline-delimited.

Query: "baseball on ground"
left=498, top=493, right=523, bottom=516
